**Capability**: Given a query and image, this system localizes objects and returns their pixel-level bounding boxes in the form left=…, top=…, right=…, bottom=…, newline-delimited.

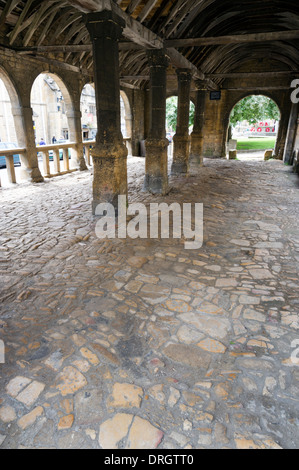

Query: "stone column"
left=171, top=69, right=192, bottom=175
left=283, top=102, right=298, bottom=164
left=66, top=105, right=88, bottom=171
left=190, top=85, right=206, bottom=166
left=11, top=105, right=44, bottom=183
left=144, top=49, right=169, bottom=194
left=85, top=10, right=128, bottom=214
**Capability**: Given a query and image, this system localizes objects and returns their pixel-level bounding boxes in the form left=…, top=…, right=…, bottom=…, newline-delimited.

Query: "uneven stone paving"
left=0, top=156, right=298, bottom=449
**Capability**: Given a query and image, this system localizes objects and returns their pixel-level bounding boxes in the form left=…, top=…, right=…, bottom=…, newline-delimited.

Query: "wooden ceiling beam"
left=66, top=0, right=217, bottom=87
left=164, top=30, right=299, bottom=48
left=136, top=0, right=159, bottom=23
left=206, top=71, right=299, bottom=79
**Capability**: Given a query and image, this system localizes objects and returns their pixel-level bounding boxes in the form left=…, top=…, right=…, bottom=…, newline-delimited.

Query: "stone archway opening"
left=166, top=95, right=194, bottom=160
left=166, top=96, right=195, bottom=138
left=120, top=91, right=132, bottom=156
left=80, top=83, right=97, bottom=142
left=0, top=77, right=18, bottom=145
left=31, top=72, right=86, bottom=173
left=31, top=73, right=72, bottom=147
left=228, top=94, right=281, bottom=160
left=0, top=69, right=36, bottom=185
left=79, top=85, right=132, bottom=155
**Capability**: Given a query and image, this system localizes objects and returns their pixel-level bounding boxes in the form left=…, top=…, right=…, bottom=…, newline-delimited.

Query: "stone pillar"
left=283, top=102, right=298, bottom=164
left=144, top=49, right=169, bottom=194
left=85, top=10, right=128, bottom=214
left=190, top=85, right=206, bottom=166
left=275, top=93, right=291, bottom=160
left=171, top=69, right=192, bottom=175
left=11, top=105, right=44, bottom=183
left=66, top=105, right=88, bottom=171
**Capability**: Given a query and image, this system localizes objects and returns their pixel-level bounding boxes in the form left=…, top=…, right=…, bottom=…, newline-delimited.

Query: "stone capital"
left=147, top=49, right=169, bottom=69
left=84, top=10, right=125, bottom=41
left=91, top=141, right=128, bottom=160
left=194, top=79, right=208, bottom=91
left=176, top=68, right=192, bottom=82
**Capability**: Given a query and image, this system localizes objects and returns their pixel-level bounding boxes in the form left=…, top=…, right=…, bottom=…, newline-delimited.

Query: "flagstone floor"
left=0, top=155, right=298, bottom=449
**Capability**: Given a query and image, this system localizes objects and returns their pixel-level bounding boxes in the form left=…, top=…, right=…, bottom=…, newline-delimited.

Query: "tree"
left=166, top=96, right=195, bottom=130
left=229, top=95, right=280, bottom=127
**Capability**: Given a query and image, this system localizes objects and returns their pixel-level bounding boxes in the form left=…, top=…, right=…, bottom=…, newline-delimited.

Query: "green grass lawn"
left=236, top=137, right=276, bottom=151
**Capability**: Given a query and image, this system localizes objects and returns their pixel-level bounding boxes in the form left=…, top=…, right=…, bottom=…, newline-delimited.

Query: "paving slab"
left=0, top=156, right=298, bottom=449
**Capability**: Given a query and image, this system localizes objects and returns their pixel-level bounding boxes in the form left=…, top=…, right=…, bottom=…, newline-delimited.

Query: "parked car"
left=0, top=142, right=21, bottom=168
left=48, top=139, right=71, bottom=161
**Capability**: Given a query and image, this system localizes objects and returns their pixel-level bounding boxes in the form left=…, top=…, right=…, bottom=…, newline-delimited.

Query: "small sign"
left=210, top=91, right=221, bottom=101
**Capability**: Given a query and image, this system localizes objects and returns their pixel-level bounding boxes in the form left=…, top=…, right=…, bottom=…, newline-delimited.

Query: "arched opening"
left=81, top=83, right=97, bottom=142
left=31, top=73, right=72, bottom=147
left=228, top=95, right=281, bottom=160
left=0, top=78, right=18, bottom=144
left=166, top=96, right=195, bottom=138
left=0, top=72, right=23, bottom=186
left=120, top=90, right=132, bottom=156
left=80, top=86, right=132, bottom=156
left=166, top=95, right=194, bottom=158
left=31, top=72, right=83, bottom=174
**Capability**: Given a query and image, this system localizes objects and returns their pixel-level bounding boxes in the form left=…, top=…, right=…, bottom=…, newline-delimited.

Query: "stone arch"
left=120, top=90, right=132, bottom=140
left=120, top=90, right=132, bottom=156
left=0, top=66, right=20, bottom=144
left=80, top=82, right=97, bottom=141
left=166, top=94, right=195, bottom=135
left=222, top=92, right=282, bottom=158
left=31, top=71, right=87, bottom=170
left=0, top=64, right=43, bottom=182
left=30, top=71, right=75, bottom=145
left=0, top=65, right=22, bottom=111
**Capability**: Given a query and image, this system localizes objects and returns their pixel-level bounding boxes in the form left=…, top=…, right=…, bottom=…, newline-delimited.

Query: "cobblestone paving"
left=0, top=156, right=298, bottom=449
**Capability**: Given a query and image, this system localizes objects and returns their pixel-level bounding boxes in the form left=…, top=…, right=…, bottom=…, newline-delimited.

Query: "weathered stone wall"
left=201, top=89, right=228, bottom=158
left=200, top=86, right=292, bottom=160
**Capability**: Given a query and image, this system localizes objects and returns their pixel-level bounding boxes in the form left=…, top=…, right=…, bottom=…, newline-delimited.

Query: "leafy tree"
left=230, top=95, right=280, bottom=127
left=166, top=96, right=195, bottom=131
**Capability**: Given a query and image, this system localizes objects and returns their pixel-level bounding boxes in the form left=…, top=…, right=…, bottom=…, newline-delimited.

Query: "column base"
left=20, top=166, right=44, bottom=183
left=79, top=157, right=88, bottom=171
left=143, top=174, right=169, bottom=195
left=190, top=133, right=204, bottom=166
left=144, top=138, right=169, bottom=195
left=171, top=135, right=190, bottom=175
left=189, top=153, right=203, bottom=166
left=91, top=141, right=128, bottom=215
left=71, top=145, right=88, bottom=171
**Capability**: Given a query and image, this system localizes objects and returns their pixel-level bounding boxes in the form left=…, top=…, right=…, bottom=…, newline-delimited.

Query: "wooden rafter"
left=164, top=30, right=299, bottom=48
left=23, top=1, right=69, bottom=46
left=37, top=9, right=58, bottom=46
left=126, top=0, right=143, bottom=16
left=8, top=0, right=34, bottom=45
left=50, top=11, right=82, bottom=44
left=164, top=0, right=202, bottom=38
left=206, top=71, right=299, bottom=79
left=23, top=2, right=52, bottom=47
left=0, top=0, right=20, bottom=28
left=137, top=0, right=159, bottom=23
